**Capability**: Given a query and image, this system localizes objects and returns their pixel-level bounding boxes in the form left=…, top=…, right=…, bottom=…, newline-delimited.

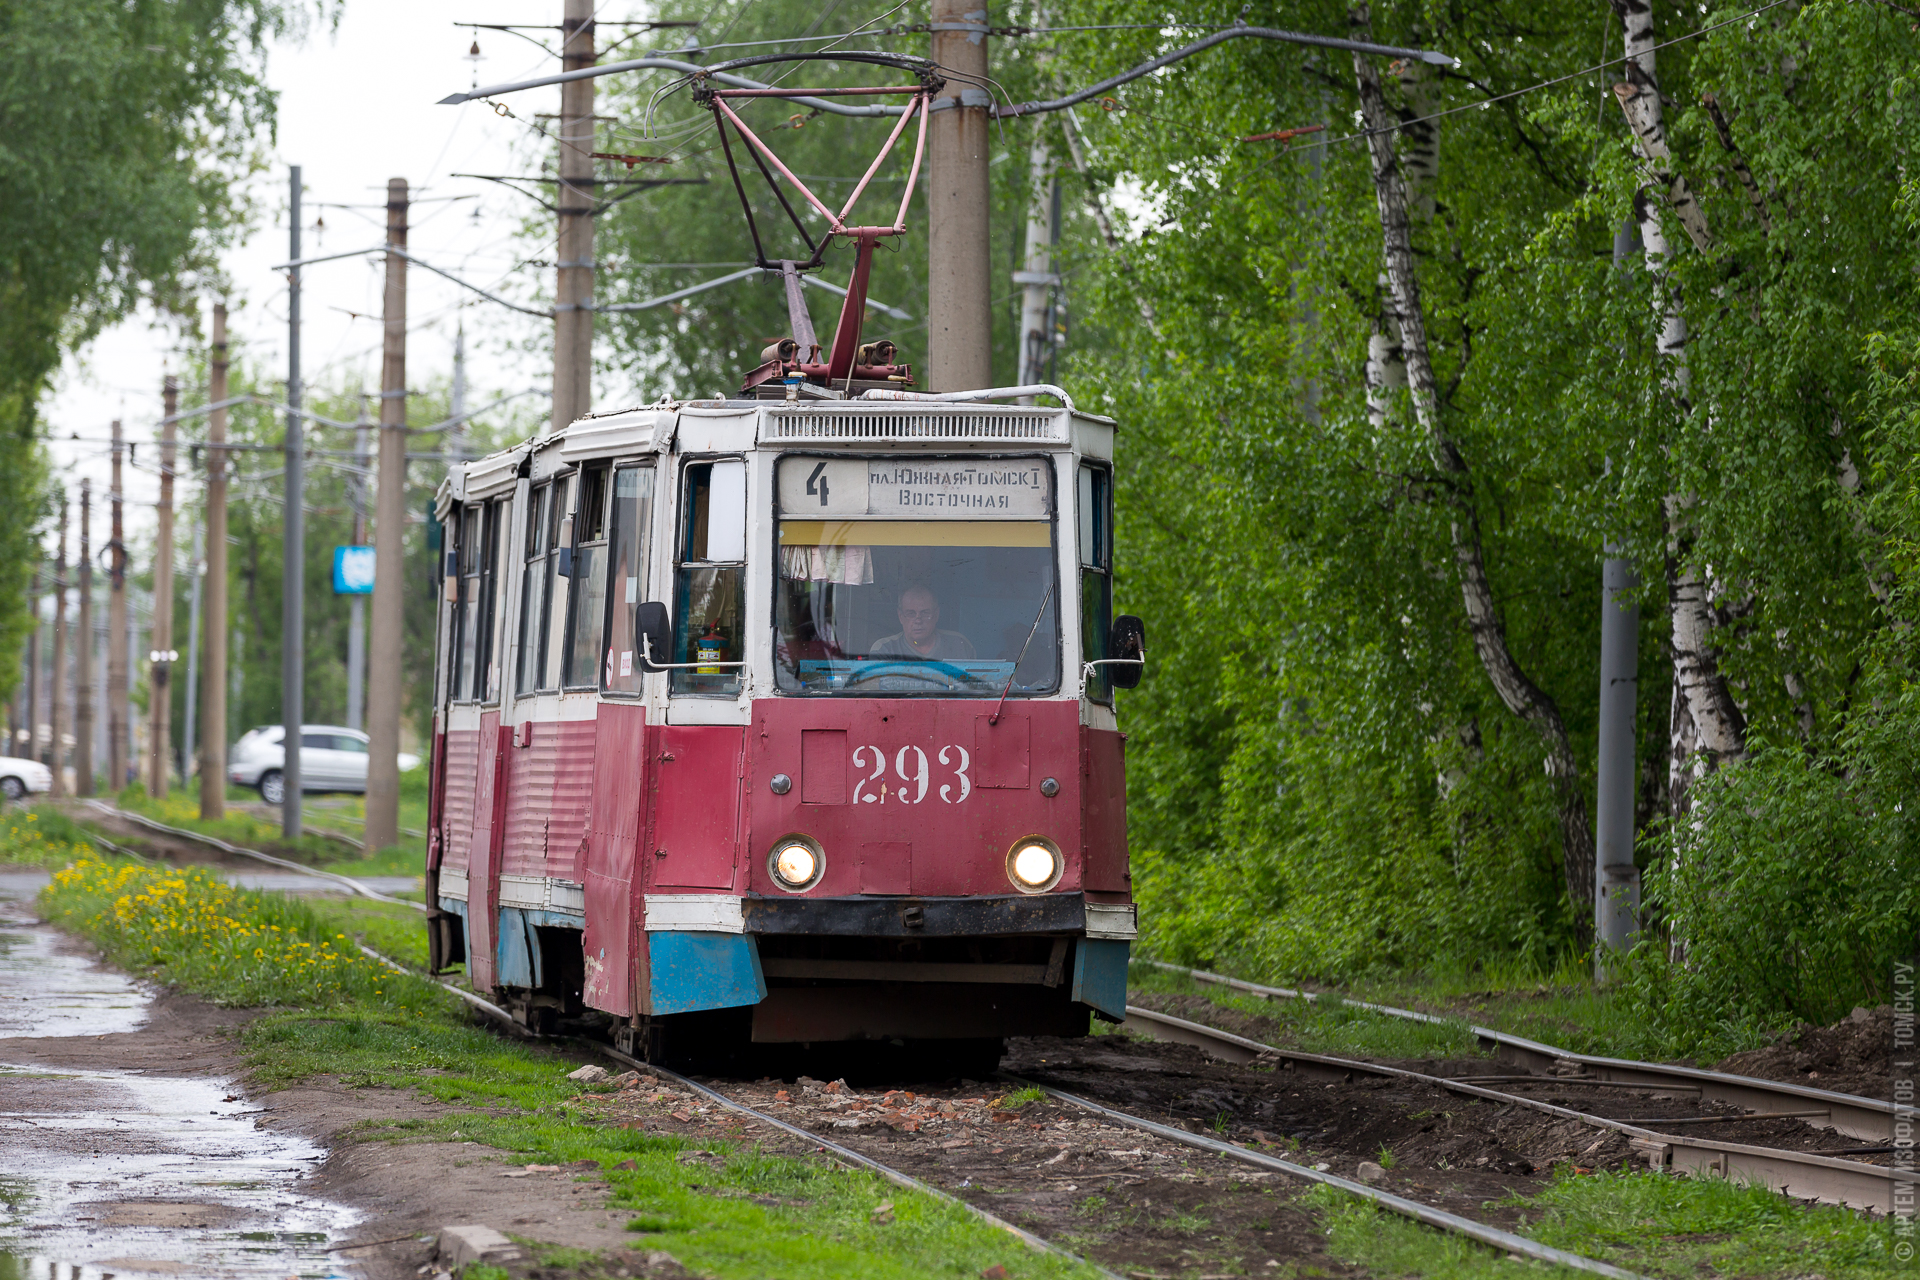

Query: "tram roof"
left=434, top=396, right=1114, bottom=517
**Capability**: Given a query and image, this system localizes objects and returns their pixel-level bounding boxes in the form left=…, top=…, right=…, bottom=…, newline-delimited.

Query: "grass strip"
left=38, top=858, right=1106, bottom=1279
left=1126, top=960, right=1484, bottom=1061
left=0, top=805, right=103, bottom=867
left=1306, top=1168, right=1897, bottom=1279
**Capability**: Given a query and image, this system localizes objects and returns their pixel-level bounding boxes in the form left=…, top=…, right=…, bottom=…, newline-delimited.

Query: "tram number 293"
left=851, top=744, right=972, bottom=805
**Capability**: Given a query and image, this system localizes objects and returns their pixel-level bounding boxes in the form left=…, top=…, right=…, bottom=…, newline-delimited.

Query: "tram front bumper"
left=739, top=891, right=1136, bottom=940
left=638, top=892, right=1134, bottom=1035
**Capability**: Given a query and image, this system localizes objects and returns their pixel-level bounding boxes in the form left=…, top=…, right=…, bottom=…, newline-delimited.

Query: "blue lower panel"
left=648, top=932, right=767, bottom=1016
left=497, top=907, right=538, bottom=988
left=493, top=908, right=586, bottom=989
left=1072, top=939, right=1130, bottom=1021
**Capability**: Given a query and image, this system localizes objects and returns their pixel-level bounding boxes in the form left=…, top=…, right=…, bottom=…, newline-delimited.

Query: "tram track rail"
left=73, top=809, right=1127, bottom=1276
left=371, top=945, right=1658, bottom=1275
left=78, top=800, right=425, bottom=912
left=996, top=1070, right=1648, bottom=1280
left=354, top=942, right=1126, bottom=1280
left=1117, top=1002, right=1912, bottom=1214
left=1141, top=959, right=1898, bottom=1143
left=54, top=808, right=1667, bottom=1272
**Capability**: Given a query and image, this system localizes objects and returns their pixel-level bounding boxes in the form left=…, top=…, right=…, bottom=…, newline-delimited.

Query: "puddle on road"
left=0, top=880, right=361, bottom=1278
left=0, top=877, right=146, bottom=1041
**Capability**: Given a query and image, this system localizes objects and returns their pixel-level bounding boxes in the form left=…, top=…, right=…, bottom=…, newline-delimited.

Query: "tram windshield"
left=774, top=456, right=1060, bottom=696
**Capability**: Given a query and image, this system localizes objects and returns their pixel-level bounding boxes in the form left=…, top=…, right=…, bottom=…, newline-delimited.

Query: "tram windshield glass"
left=774, top=456, right=1060, bottom=696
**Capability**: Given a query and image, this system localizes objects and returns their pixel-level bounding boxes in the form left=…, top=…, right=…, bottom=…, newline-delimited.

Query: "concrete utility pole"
left=1015, top=137, right=1059, bottom=392
left=283, top=164, right=305, bottom=836
left=75, top=480, right=93, bottom=795
left=50, top=495, right=67, bottom=798
left=25, top=579, right=38, bottom=763
left=552, top=0, right=596, bottom=433
left=201, top=303, right=229, bottom=818
left=1594, top=554, right=1641, bottom=973
left=347, top=397, right=369, bottom=733
left=149, top=376, right=179, bottom=797
left=927, top=0, right=993, bottom=392
left=366, top=177, right=409, bottom=851
left=451, top=324, right=469, bottom=464
left=108, top=421, right=127, bottom=790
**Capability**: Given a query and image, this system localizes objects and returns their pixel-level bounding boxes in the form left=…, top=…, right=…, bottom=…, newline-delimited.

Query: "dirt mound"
left=1714, top=1005, right=1894, bottom=1100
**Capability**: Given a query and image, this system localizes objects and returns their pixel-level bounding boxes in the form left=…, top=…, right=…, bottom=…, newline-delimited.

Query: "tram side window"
left=546, top=475, right=576, bottom=689
left=477, top=498, right=506, bottom=701
left=601, top=464, right=656, bottom=694
left=1079, top=464, right=1114, bottom=704
left=672, top=459, right=745, bottom=696
left=454, top=506, right=482, bottom=699
left=563, top=463, right=611, bottom=688
left=516, top=482, right=552, bottom=695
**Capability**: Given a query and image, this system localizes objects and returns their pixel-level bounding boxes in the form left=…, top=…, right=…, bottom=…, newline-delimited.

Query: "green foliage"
left=1614, top=743, right=1920, bottom=1058
left=1022, top=0, right=1920, bottom=1002
left=1613, top=306, right=1920, bottom=1055
left=0, top=0, right=322, bottom=705
left=0, top=806, right=98, bottom=867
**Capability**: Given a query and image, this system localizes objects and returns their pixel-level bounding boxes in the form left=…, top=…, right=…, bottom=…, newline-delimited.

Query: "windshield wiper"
left=989, top=580, right=1055, bottom=725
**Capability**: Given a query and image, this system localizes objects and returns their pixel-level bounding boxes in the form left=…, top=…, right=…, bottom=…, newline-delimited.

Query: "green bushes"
left=1617, top=739, right=1920, bottom=1059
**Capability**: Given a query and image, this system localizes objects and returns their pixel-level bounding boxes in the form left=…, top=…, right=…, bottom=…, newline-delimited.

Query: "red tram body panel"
left=424, top=400, right=1137, bottom=1061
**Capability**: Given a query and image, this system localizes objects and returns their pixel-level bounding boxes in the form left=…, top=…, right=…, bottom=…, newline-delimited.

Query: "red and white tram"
left=424, top=388, right=1143, bottom=1067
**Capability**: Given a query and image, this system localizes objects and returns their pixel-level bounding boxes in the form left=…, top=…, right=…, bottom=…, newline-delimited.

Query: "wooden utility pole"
left=25, top=575, right=38, bottom=764
left=150, top=376, right=179, bottom=797
left=75, top=480, right=93, bottom=795
left=50, top=494, right=68, bottom=798
left=365, top=177, right=409, bottom=851
left=927, top=0, right=992, bottom=392
left=552, top=0, right=595, bottom=432
left=108, top=421, right=127, bottom=791
left=201, top=304, right=229, bottom=818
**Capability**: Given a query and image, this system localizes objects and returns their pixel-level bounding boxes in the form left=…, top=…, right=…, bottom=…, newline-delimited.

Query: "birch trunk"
left=1365, top=63, right=1436, bottom=430
left=1609, top=0, right=1749, bottom=821
left=1351, top=34, right=1596, bottom=929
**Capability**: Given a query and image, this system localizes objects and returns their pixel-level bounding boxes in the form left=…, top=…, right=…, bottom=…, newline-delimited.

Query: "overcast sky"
left=42, top=0, right=635, bottom=549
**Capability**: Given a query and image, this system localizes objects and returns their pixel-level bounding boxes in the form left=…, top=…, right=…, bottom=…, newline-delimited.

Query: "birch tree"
left=1350, top=16, right=1596, bottom=928
left=1607, top=0, right=1748, bottom=820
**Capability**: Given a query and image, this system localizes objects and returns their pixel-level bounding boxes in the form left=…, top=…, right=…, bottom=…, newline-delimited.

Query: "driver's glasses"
left=899, top=608, right=936, bottom=621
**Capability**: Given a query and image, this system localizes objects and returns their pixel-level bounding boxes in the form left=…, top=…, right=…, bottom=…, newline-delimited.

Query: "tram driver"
left=870, top=585, right=976, bottom=662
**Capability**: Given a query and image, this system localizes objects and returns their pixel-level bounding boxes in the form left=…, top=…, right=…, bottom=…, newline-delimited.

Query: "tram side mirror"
left=636, top=601, right=673, bottom=673
left=1107, top=615, right=1147, bottom=689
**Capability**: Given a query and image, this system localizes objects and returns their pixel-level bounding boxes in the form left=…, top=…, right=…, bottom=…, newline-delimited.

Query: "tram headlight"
left=1007, top=838, right=1063, bottom=893
left=769, top=836, right=824, bottom=892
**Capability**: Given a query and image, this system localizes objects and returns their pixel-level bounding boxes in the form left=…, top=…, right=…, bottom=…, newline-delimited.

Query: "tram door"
left=578, top=458, right=659, bottom=1016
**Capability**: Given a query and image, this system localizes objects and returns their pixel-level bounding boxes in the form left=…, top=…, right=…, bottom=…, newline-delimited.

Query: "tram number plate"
left=851, top=745, right=971, bottom=804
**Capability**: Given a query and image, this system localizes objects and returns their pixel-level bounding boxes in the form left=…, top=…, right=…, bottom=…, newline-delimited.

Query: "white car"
left=227, top=725, right=422, bottom=805
left=0, top=755, right=53, bottom=802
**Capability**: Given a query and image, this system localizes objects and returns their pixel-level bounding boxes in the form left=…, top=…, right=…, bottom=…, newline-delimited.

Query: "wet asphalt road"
left=0, top=870, right=360, bottom=1278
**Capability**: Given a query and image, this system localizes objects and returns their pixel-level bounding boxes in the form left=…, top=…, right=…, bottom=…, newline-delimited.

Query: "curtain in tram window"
left=778, top=544, right=874, bottom=584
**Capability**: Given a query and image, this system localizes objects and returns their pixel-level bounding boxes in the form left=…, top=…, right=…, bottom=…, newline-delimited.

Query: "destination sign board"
left=778, top=457, right=1050, bottom=519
